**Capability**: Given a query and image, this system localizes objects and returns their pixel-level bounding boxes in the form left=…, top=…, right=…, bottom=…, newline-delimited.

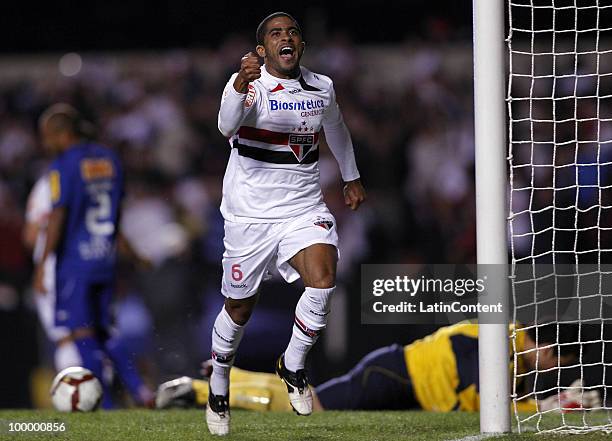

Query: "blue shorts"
left=314, top=344, right=418, bottom=410
left=55, top=274, right=114, bottom=332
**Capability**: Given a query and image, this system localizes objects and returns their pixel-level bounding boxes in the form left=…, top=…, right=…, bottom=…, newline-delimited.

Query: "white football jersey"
left=25, top=175, right=52, bottom=264
left=218, top=64, right=359, bottom=223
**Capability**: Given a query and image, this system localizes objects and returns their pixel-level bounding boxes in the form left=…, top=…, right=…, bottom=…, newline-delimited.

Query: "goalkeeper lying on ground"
left=156, top=322, right=601, bottom=412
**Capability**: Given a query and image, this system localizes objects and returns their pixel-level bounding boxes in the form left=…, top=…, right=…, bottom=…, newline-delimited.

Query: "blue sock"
left=104, top=336, right=149, bottom=405
left=74, top=336, right=114, bottom=409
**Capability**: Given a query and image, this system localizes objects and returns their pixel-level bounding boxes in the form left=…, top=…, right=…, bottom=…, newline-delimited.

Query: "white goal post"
left=473, top=0, right=511, bottom=434
left=476, top=0, right=612, bottom=435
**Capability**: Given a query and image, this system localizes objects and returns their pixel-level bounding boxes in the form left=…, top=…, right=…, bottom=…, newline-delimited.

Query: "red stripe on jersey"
left=238, top=126, right=320, bottom=145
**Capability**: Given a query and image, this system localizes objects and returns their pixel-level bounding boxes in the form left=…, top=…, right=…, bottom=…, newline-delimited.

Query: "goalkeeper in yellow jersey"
left=156, top=322, right=600, bottom=413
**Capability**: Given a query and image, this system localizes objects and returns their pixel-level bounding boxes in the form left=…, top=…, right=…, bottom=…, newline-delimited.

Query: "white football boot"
left=275, top=354, right=312, bottom=416
left=155, top=376, right=194, bottom=409
left=206, top=386, right=230, bottom=436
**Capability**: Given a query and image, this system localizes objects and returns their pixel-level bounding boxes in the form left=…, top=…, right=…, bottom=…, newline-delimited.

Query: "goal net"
left=508, top=0, right=612, bottom=433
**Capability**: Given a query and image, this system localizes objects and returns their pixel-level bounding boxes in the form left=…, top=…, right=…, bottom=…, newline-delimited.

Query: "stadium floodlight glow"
left=473, top=0, right=511, bottom=434
left=58, top=52, right=82, bottom=77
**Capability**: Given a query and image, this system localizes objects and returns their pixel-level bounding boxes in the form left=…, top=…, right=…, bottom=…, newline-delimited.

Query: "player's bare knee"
left=224, top=296, right=257, bottom=325
left=227, top=309, right=251, bottom=326
left=306, top=270, right=336, bottom=289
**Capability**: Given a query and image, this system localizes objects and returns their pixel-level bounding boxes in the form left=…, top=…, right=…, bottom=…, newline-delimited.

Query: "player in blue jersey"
left=33, top=103, right=153, bottom=408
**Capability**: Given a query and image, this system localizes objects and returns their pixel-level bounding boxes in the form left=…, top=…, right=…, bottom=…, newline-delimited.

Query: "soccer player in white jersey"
left=207, top=11, right=366, bottom=435
left=24, top=175, right=81, bottom=371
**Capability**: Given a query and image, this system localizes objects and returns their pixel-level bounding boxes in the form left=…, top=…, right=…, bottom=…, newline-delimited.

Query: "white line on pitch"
left=444, top=434, right=502, bottom=441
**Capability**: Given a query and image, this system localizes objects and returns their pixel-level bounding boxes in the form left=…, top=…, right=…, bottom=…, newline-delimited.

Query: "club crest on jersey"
left=289, top=134, right=315, bottom=162
left=245, top=84, right=256, bottom=108
left=314, top=217, right=334, bottom=230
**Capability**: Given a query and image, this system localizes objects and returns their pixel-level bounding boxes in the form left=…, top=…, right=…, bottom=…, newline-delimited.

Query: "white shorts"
left=221, top=205, right=339, bottom=299
left=34, top=255, right=70, bottom=342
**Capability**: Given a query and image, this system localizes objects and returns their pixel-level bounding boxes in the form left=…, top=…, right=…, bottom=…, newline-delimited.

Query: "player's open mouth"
left=279, top=46, right=295, bottom=61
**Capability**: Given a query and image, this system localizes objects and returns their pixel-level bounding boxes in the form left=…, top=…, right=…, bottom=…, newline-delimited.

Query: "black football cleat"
left=206, top=385, right=230, bottom=436
left=275, top=354, right=312, bottom=416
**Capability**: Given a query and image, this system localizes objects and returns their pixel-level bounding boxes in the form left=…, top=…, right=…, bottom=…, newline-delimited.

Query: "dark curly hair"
left=256, top=12, right=302, bottom=45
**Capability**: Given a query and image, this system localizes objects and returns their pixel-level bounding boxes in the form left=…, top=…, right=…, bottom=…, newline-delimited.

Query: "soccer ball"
left=50, top=366, right=103, bottom=412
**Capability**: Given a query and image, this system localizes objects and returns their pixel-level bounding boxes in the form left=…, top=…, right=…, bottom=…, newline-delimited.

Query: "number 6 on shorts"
left=231, top=264, right=243, bottom=281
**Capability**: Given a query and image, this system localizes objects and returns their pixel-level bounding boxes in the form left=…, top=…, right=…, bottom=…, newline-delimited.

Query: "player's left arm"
left=322, top=84, right=366, bottom=211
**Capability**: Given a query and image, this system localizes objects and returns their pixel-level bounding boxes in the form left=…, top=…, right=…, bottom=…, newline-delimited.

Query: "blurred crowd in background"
left=509, top=33, right=612, bottom=265
left=0, top=31, right=478, bottom=407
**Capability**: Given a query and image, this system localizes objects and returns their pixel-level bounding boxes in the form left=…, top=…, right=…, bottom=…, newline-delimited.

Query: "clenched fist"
left=343, top=179, right=366, bottom=211
left=233, top=52, right=261, bottom=93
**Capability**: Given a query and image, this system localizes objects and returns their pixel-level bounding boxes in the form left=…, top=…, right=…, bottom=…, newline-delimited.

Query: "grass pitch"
left=1, top=409, right=611, bottom=441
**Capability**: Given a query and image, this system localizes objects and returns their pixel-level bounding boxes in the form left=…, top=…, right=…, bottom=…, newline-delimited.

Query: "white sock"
left=54, top=340, right=82, bottom=371
left=210, top=306, right=245, bottom=396
left=284, top=286, right=335, bottom=372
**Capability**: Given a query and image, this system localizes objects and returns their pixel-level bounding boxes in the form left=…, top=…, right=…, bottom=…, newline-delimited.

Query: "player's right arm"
left=218, top=52, right=260, bottom=138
